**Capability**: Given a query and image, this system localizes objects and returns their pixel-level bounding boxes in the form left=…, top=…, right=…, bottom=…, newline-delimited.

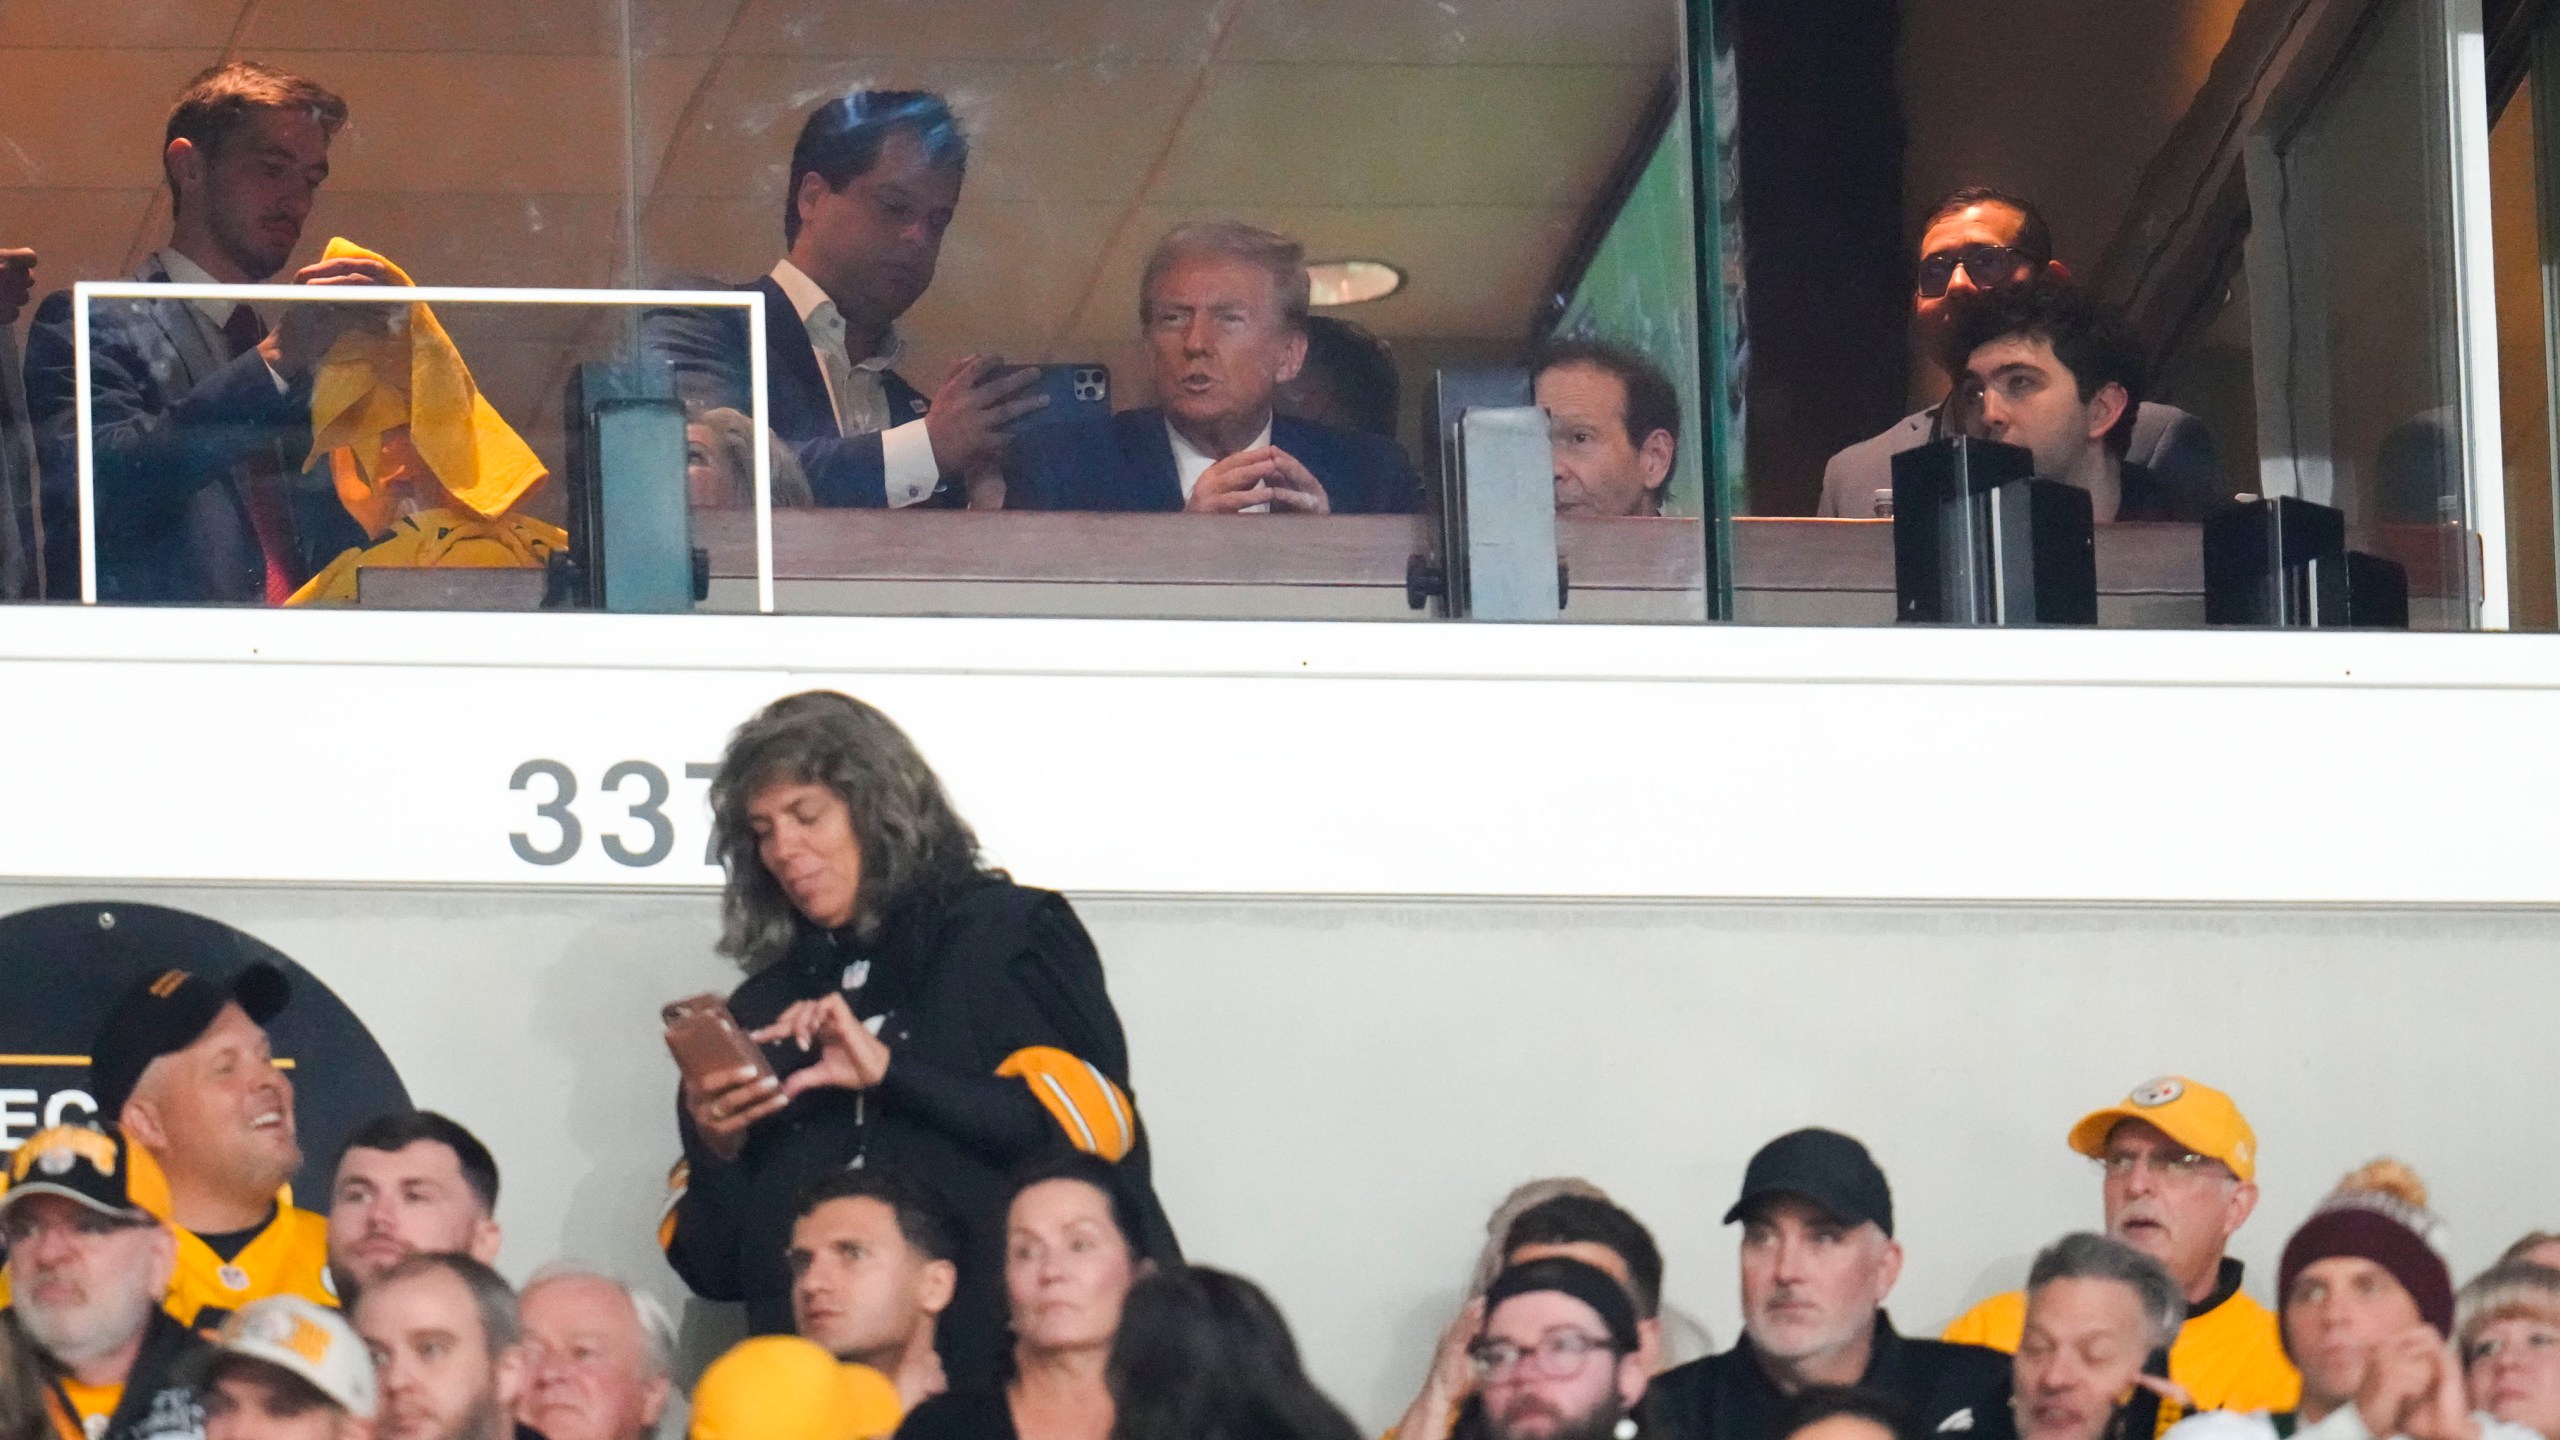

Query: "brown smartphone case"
left=662, top=994, right=776, bottom=1089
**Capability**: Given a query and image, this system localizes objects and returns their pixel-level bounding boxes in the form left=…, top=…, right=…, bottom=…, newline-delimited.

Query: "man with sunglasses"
left=1470, top=1257, right=1652, bottom=1440
left=1, top=1125, right=210, bottom=1440
left=1943, top=1078, right=2298, bottom=1437
left=1817, top=187, right=2216, bottom=519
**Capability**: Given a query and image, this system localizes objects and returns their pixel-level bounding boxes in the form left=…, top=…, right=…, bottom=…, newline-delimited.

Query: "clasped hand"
left=677, top=993, right=891, bottom=1162
left=2356, top=1325, right=2480, bottom=1440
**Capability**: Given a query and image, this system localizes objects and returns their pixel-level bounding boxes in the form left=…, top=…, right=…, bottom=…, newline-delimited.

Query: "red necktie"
left=219, top=304, right=299, bottom=605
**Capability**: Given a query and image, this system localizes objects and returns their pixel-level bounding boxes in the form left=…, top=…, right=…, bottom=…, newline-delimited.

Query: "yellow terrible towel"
left=302, top=237, right=548, bottom=530
left=287, top=507, right=569, bottom=607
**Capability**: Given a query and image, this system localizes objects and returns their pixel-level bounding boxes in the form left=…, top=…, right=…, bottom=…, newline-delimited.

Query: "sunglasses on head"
left=1916, top=243, right=2036, bottom=298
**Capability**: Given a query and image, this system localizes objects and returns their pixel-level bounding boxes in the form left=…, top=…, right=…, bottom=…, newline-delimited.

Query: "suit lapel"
left=754, top=278, right=838, bottom=441
left=132, top=257, right=227, bottom=392
left=1118, top=409, right=1185, bottom=511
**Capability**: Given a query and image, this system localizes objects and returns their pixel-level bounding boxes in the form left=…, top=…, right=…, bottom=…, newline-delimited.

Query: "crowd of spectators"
left=0, top=686, right=2552, bottom=1440
left=0, top=60, right=2222, bottom=603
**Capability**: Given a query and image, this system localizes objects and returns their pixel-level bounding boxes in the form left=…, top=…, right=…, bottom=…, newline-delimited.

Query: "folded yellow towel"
left=303, top=237, right=548, bottom=531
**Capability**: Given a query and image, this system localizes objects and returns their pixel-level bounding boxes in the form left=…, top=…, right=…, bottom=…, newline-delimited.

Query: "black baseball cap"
left=90, top=962, right=290, bottom=1121
left=1723, top=1127, right=1895, bottom=1237
left=2, top=1124, right=154, bottom=1224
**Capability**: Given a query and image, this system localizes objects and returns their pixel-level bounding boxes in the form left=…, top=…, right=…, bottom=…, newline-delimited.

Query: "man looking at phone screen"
left=1003, top=220, right=1421, bottom=514
left=642, top=90, right=1043, bottom=509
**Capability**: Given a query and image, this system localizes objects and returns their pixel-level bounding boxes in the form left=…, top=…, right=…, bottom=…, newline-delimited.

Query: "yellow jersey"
left=0, top=1194, right=335, bottom=1332
left=1942, top=1268, right=2299, bottom=1434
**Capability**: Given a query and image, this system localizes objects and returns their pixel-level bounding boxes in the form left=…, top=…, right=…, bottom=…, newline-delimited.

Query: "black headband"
left=1480, top=1256, right=1640, bottom=1353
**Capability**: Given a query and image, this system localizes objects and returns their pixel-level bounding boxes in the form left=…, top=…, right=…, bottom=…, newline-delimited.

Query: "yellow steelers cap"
left=2067, top=1076, right=2257, bottom=1182
left=689, top=1337, right=903, bottom=1440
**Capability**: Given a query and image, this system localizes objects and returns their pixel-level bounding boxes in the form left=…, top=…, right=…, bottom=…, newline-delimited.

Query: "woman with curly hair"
left=661, top=691, right=1178, bottom=1391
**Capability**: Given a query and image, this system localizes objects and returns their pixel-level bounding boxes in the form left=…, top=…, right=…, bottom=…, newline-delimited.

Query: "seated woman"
left=661, top=692, right=1178, bottom=1389
left=2461, top=1262, right=2560, bottom=1440
left=896, top=1152, right=1150, bottom=1440
left=1107, top=1264, right=1364, bottom=1440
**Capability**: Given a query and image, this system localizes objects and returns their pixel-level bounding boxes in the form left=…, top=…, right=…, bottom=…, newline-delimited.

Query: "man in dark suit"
left=23, top=61, right=389, bottom=603
left=1007, top=220, right=1420, bottom=515
left=642, top=91, right=1042, bottom=511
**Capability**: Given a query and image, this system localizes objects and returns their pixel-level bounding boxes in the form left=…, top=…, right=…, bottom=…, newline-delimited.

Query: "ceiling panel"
left=0, top=189, right=162, bottom=298
left=268, top=52, right=625, bottom=195
left=715, top=0, right=1216, bottom=63
left=631, top=0, right=749, bottom=58
left=647, top=57, right=1197, bottom=207
left=302, top=193, right=630, bottom=297
left=0, top=50, right=228, bottom=189
left=1155, top=63, right=1654, bottom=210
left=239, top=0, right=623, bottom=55
left=0, top=0, right=246, bottom=50
left=1220, top=0, right=1679, bottom=67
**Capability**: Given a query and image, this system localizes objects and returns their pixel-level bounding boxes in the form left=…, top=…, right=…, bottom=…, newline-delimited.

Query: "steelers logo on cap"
left=37, top=1146, right=75, bottom=1176
left=2130, top=1077, right=2185, bottom=1107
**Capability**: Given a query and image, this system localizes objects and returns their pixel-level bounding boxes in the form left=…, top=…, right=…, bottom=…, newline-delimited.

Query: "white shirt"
left=2167, top=1405, right=2545, bottom=1440
left=157, top=249, right=289, bottom=393
left=1168, top=415, right=1273, bottom=512
left=769, top=259, right=939, bottom=508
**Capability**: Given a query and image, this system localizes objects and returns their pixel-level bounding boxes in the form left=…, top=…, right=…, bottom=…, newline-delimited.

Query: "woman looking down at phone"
left=662, top=690, right=1179, bottom=1389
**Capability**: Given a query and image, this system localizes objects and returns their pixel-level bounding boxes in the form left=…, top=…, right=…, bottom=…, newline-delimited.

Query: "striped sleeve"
left=995, top=1046, right=1136, bottom=1161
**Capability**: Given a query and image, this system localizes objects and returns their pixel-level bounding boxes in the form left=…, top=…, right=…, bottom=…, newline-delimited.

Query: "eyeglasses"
left=2095, top=1150, right=2227, bottom=1181
left=1468, top=1331, right=1618, bottom=1383
left=1916, top=244, right=2036, bottom=298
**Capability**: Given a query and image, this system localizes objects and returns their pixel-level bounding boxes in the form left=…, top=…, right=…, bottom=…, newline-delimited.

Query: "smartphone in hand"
left=999, top=363, right=1111, bottom=436
left=662, top=994, right=777, bottom=1092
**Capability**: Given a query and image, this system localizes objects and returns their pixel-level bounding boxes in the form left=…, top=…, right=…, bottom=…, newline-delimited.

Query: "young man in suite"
left=22, top=62, right=391, bottom=602
left=643, top=90, right=1041, bottom=510
left=1006, top=219, right=1420, bottom=515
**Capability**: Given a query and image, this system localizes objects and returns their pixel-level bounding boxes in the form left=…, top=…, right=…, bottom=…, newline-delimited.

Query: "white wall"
left=5, top=879, right=2553, bottom=1431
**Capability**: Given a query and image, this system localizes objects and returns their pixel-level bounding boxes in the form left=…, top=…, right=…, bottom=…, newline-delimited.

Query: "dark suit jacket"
left=1005, top=406, right=1421, bottom=514
left=23, top=258, right=363, bottom=603
left=640, top=276, right=950, bottom=510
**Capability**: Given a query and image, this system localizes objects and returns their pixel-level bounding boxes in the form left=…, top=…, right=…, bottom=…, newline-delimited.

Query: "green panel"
left=1554, top=128, right=1709, bottom=518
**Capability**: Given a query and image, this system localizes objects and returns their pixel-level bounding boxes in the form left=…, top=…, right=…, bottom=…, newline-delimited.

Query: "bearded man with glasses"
left=1945, top=1078, right=2300, bottom=1439
left=1816, top=186, right=2218, bottom=518
left=1471, top=1258, right=1653, bottom=1440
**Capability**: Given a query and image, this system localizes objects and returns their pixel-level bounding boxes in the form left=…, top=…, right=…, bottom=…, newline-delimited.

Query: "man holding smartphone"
left=643, top=91, right=1043, bottom=510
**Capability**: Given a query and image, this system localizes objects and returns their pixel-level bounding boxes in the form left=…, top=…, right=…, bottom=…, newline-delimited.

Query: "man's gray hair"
left=1137, top=220, right=1310, bottom=330
left=373, top=1252, right=520, bottom=1353
left=2027, top=1232, right=2186, bottom=1350
left=523, top=1264, right=679, bottom=1380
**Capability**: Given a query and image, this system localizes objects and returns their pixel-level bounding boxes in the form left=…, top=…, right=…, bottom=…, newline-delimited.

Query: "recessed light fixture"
left=1307, top=259, right=1405, bottom=306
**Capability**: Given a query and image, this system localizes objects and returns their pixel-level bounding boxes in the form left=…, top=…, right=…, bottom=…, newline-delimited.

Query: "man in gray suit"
left=1818, top=187, right=2218, bottom=521
left=23, top=61, right=391, bottom=603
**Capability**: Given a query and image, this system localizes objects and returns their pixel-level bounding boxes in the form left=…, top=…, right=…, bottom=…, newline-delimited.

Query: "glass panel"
left=2270, top=0, right=2471, bottom=627
left=2491, top=77, right=2554, bottom=630
left=60, top=287, right=734, bottom=611
left=630, top=0, right=1708, bottom=624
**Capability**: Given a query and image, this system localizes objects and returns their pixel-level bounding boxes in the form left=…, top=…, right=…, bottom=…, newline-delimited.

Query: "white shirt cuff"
left=264, top=359, right=289, bottom=394
left=881, top=418, right=939, bottom=509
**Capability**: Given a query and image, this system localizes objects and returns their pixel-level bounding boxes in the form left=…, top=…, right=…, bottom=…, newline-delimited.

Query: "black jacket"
left=12, top=1306, right=208, bottom=1440
left=1650, top=1313, right=2009, bottom=1440
left=662, top=880, right=1178, bottom=1386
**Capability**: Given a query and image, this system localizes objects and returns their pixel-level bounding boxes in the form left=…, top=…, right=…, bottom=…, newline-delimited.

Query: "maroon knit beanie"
left=2279, top=1202, right=2456, bottom=1339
